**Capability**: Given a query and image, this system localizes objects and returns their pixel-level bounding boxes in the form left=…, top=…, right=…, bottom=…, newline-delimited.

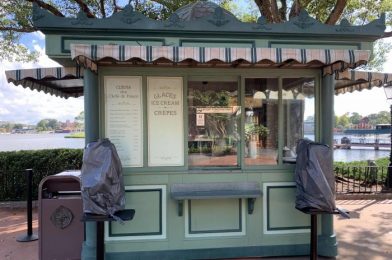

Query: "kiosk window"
left=188, top=81, right=240, bottom=167
left=244, top=78, right=278, bottom=166
left=283, top=78, right=315, bottom=163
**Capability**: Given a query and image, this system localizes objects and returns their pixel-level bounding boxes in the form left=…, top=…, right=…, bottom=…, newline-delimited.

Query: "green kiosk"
left=6, top=1, right=391, bottom=259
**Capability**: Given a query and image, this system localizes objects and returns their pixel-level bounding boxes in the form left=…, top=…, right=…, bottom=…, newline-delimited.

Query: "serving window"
left=187, top=80, right=240, bottom=167
left=103, top=73, right=317, bottom=170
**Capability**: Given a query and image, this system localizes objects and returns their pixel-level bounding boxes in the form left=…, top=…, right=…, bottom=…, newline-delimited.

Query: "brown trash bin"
left=39, top=171, right=84, bottom=260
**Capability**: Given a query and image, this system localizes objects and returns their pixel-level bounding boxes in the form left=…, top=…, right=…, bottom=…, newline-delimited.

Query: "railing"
left=335, top=166, right=391, bottom=194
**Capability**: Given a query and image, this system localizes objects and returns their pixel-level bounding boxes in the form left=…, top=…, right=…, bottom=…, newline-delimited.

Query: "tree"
left=74, top=111, right=85, bottom=130
left=36, top=118, right=59, bottom=131
left=336, top=114, right=350, bottom=128
left=368, top=111, right=391, bottom=125
left=349, top=112, right=362, bottom=125
left=1, top=0, right=391, bottom=63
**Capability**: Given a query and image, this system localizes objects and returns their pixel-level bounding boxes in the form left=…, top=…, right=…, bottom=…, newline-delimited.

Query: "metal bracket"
left=247, top=198, right=256, bottom=214
left=177, top=200, right=184, bottom=216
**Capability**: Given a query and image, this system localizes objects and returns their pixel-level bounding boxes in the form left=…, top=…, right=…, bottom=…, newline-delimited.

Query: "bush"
left=334, top=157, right=389, bottom=182
left=0, top=149, right=83, bottom=201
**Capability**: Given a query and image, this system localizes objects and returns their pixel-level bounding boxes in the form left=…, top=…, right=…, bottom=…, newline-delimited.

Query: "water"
left=333, top=147, right=389, bottom=162
left=0, top=133, right=389, bottom=162
left=0, top=133, right=85, bottom=151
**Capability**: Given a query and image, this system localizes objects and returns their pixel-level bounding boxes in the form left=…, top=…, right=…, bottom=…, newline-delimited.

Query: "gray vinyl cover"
left=295, top=139, right=336, bottom=213
left=80, top=139, right=125, bottom=216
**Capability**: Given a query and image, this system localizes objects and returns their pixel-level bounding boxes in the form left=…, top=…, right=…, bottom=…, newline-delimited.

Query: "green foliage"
left=335, top=111, right=391, bottom=129
left=0, top=149, right=83, bottom=201
left=334, top=157, right=389, bottom=182
left=349, top=112, right=362, bottom=125
left=64, top=132, right=85, bottom=138
left=36, top=118, right=59, bottom=131
left=244, top=124, right=269, bottom=141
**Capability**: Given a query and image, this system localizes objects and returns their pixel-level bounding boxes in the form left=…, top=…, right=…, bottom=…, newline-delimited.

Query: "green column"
left=82, top=68, right=99, bottom=260
left=318, top=74, right=338, bottom=257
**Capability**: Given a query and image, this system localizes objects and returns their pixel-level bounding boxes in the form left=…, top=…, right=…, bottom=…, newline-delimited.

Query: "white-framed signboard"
left=147, top=77, right=184, bottom=166
left=104, top=76, right=143, bottom=167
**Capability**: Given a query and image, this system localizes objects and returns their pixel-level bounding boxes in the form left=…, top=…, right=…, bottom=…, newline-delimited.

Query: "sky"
left=0, top=28, right=392, bottom=125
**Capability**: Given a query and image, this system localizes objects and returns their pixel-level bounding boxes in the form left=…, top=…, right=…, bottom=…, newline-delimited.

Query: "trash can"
left=39, top=170, right=84, bottom=260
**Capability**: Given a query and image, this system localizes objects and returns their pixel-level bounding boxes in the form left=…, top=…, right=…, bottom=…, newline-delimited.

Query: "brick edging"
left=337, top=193, right=392, bottom=200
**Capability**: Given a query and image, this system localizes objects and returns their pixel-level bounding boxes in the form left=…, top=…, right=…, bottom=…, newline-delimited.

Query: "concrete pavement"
left=1, top=200, right=391, bottom=260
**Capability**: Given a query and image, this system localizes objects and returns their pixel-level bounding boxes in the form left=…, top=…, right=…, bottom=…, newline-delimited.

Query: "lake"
left=0, top=133, right=389, bottom=162
left=0, top=133, right=85, bottom=151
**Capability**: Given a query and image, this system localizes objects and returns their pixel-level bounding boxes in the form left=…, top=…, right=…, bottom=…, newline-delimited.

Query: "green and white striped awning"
left=5, top=66, right=84, bottom=98
left=8, top=45, right=385, bottom=99
left=335, top=70, right=392, bottom=95
left=71, top=44, right=370, bottom=75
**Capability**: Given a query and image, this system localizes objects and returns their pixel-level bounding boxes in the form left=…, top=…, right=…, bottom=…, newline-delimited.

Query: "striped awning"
left=71, top=44, right=369, bottom=75
left=335, top=70, right=392, bottom=95
left=5, top=66, right=84, bottom=98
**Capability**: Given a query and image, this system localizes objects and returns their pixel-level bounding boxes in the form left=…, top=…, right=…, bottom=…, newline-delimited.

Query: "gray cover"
left=80, top=138, right=125, bottom=216
left=295, top=139, right=335, bottom=213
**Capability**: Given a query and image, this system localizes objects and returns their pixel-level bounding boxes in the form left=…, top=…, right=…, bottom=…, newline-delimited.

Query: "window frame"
left=98, top=67, right=320, bottom=174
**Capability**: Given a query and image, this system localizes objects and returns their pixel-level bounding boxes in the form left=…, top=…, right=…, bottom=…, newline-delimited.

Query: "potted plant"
left=245, top=124, right=269, bottom=158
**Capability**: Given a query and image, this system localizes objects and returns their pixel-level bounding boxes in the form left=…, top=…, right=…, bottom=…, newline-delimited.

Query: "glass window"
left=282, top=78, right=315, bottom=164
left=244, top=78, right=279, bottom=166
left=188, top=81, right=240, bottom=167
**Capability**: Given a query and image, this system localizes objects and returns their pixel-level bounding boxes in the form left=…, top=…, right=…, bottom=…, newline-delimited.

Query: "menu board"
left=147, top=77, right=184, bottom=166
left=104, top=76, right=143, bottom=167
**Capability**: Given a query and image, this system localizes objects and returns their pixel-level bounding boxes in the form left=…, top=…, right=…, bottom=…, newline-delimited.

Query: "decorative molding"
left=208, top=7, right=230, bottom=27
left=165, top=13, right=184, bottom=28
left=336, top=19, right=354, bottom=33
left=263, top=182, right=310, bottom=235
left=253, top=16, right=272, bottom=31
left=32, top=3, right=45, bottom=22
left=71, top=11, right=93, bottom=26
left=105, top=185, right=167, bottom=241
left=184, top=198, right=246, bottom=238
left=120, top=5, right=141, bottom=25
left=32, top=3, right=386, bottom=41
left=292, top=10, right=316, bottom=30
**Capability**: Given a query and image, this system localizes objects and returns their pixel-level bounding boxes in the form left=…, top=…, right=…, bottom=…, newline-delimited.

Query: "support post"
left=82, top=68, right=100, bottom=260
left=318, top=74, right=337, bottom=257
left=387, top=104, right=392, bottom=188
left=17, top=169, right=38, bottom=242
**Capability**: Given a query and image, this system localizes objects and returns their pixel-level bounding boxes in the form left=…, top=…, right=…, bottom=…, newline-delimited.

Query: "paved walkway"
left=0, top=200, right=391, bottom=260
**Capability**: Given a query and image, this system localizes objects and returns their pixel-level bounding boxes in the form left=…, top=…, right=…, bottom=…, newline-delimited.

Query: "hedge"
left=0, top=149, right=83, bottom=201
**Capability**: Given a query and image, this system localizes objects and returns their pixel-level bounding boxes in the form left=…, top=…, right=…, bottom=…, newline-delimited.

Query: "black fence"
left=335, top=166, right=391, bottom=194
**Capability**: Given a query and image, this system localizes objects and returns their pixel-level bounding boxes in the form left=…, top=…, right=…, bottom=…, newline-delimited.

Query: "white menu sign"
left=147, top=77, right=184, bottom=166
left=104, top=76, right=143, bottom=167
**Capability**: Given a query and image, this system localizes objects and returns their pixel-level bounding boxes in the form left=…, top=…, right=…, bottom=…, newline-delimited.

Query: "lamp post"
left=383, top=86, right=392, bottom=189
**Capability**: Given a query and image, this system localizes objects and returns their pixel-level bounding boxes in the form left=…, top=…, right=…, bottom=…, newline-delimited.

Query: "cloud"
left=31, top=31, right=45, bottom=41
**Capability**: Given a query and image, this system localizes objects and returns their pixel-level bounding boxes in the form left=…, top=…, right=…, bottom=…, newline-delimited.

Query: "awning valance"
left=71, top=44, right=369, bottom=76
left=335, top=70, right=392, bottom=95
left=5, top=66, right=84, bottom=98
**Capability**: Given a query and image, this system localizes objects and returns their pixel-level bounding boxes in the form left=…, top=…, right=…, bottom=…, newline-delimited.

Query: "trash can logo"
left=50, top=205, right=74, bottom=229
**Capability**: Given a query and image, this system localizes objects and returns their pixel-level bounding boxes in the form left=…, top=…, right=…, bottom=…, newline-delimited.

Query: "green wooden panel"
left=181, top=40, right=254, bottom=48
left=267, top=186, right=310, bottom=231
left=188, top=199, right=242, bottom=234
left=270, top=42, right=359, bottom=50
left=109, top=189, right=162, bottom=236
left=62, top=37, right=164, bottom=53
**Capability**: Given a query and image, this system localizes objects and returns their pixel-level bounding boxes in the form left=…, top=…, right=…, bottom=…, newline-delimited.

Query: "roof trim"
left=32, top=3, right=386, bottom=41
left=335, top=70, right=392, bottom=95
left=5, top=67, right=84, bottom=99
left=70, top=44, right=370, bottom=75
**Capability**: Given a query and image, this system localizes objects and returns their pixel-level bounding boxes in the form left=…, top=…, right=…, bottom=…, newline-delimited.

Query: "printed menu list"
left=147, top=77, right=184, bottom=166
left=105, top=76, right=143, bottom=167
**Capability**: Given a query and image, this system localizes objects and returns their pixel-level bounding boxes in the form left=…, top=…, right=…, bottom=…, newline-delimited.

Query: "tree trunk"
left=325, top=0, right=348, bottom=25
